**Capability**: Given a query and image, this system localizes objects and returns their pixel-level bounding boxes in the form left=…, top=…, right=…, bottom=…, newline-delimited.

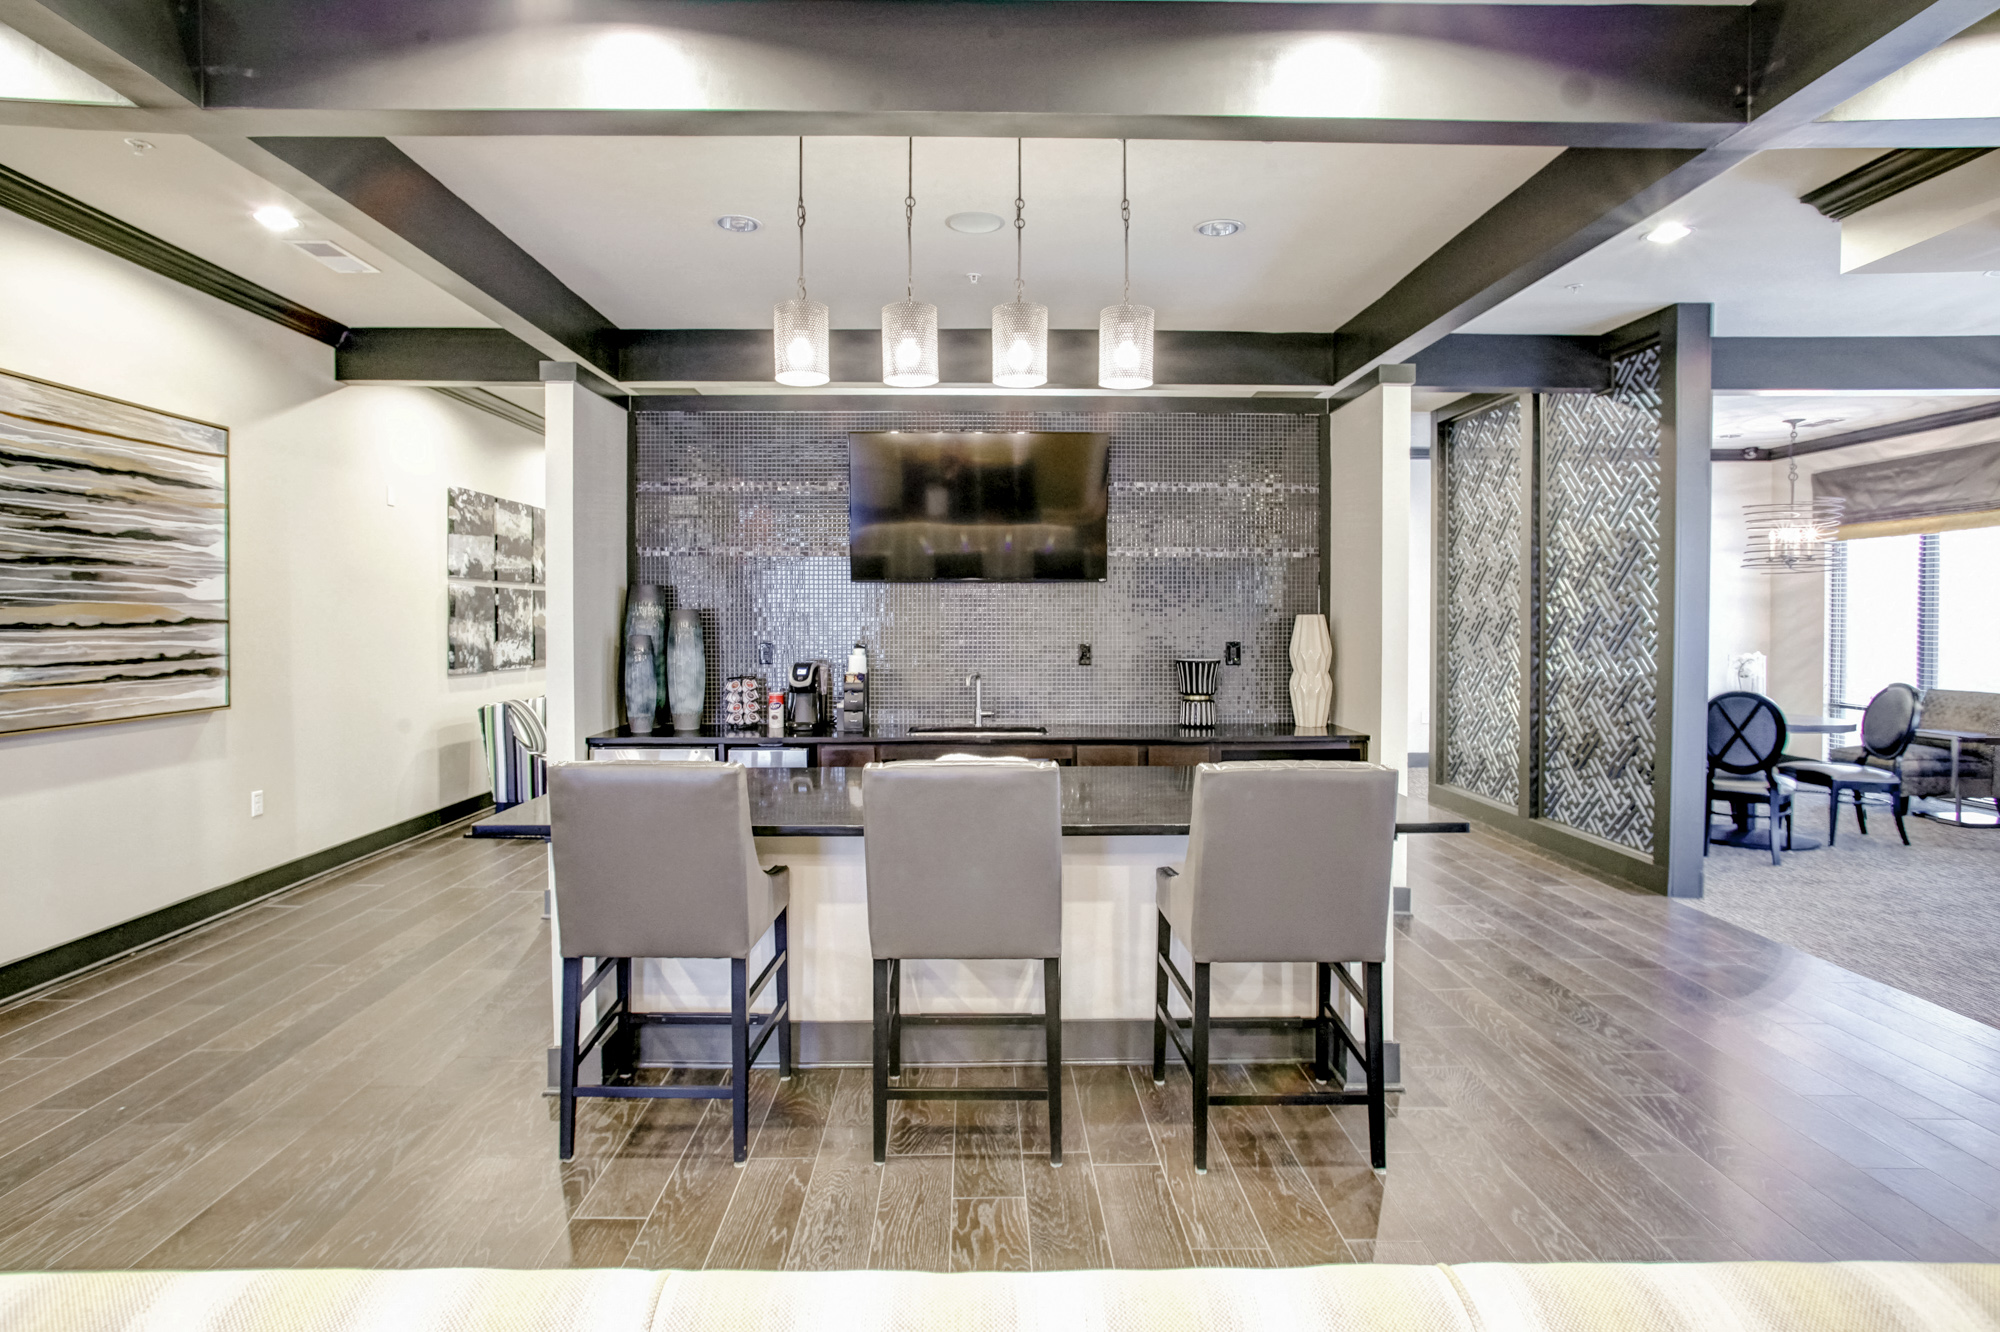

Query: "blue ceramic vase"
left=623, top=639, right=659, bottom=736
left=667, top=607, right=706, bottom=734
left=620, top=584, right=666, bottom=734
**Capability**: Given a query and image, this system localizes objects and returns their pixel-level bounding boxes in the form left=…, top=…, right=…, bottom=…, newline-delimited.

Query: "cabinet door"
left=1147, top=744, right=1212, bottom=766
left=817, top=745, right=878, bottom=767
left=1076, top=744, right=1143, bottom=767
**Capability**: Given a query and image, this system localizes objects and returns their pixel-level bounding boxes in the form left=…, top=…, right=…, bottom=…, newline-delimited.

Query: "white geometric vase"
left=1288, top=613, right=1333, bottom=731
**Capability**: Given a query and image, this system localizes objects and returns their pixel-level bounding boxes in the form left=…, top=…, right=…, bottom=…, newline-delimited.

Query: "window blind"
left=1813, top=440, right=2000, bottom=539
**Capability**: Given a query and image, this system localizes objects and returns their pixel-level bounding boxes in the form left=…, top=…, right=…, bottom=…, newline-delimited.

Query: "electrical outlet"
left=385, top=483, right=396, bottom=507
left=250, top=790, right=264, bottom=817
left=1077, top=643, right=1092, bottom=666
left=759, top=641, right=775, bottom=666
left=1225, top=642, right=1242, bottom=665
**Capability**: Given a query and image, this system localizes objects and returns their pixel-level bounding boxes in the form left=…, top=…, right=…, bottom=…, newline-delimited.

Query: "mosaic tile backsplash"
left=634, top=409, right=1322, bottom=730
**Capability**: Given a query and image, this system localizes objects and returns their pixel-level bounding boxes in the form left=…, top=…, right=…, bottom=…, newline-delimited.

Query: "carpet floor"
left=1690, top=796, right=2000, bottom=1030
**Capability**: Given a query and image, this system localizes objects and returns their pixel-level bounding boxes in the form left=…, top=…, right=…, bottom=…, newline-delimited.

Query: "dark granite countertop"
left=588, top=722, right=1369, bottom=747
left=470, top=768, right=1467, bottom=840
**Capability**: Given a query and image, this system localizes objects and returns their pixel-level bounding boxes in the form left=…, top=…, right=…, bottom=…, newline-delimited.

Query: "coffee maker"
left=784, top=661, right=831, bottom=736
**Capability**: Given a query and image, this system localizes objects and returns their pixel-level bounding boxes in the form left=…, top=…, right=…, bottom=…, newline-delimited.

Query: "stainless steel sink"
left=905, top=725, right=1049, bottom=736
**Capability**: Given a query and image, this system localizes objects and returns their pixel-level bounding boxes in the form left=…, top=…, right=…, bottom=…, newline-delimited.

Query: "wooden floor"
left=5, top=824, right=2000, bottom=1270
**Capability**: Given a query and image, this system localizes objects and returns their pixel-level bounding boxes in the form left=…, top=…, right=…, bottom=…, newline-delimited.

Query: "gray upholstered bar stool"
left=1154, top=760, right=1399, bottom=1173
left=861, top=756, right=1064, bottom=1166
left=548, top=760, right=790, bottom=1165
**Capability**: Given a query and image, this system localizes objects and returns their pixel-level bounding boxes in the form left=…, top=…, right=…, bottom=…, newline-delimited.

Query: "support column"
left=1325, top=366, right=1413, bottom=1081
left=542, top=362, right=628, bottom=761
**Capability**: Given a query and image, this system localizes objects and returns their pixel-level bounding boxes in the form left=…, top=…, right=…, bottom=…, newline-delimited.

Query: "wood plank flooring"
left=4, top=821, right=2000, bottom=1269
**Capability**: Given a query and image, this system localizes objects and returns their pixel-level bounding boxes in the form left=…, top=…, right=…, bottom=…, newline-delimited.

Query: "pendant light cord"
left=1013, top=138, right=1025, bottom=303
left=1120, top=139, right=1131, bottom=306
left=1784, top=418, right=1803, bottom=501
left=795, top=136, right=808, bottom=301
left=904, top=137, right=915, bottom=302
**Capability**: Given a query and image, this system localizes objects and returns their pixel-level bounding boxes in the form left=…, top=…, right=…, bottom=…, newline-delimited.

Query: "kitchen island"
left=491, top=765, right=1463, bottom=1076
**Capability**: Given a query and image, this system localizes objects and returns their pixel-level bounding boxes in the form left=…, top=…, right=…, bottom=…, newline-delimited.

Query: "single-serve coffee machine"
left=785, top=661, right=831, bottom=736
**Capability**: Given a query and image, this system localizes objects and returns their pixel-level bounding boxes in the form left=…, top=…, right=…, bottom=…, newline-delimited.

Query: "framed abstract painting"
left=0, top=368, right=229, bottom=736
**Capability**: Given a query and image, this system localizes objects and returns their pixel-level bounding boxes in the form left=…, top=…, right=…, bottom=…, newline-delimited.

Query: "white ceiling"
left=0, top=127, right=494, bottom=328
left=1464, top=149, right=2000, bottom=338
left=393, top=135, right=1560, bottom=332
left=1712, top=393, right=2000, bottom=449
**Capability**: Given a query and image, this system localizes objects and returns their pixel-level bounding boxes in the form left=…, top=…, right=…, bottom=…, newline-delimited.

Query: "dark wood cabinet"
left=1147, top=744, right=1212, bottom=766
left=895, top=742, right=1076, bottom=764
left=1075, top=744, right=1143, bottom=767
left=817, top=745, right=878, bottom=767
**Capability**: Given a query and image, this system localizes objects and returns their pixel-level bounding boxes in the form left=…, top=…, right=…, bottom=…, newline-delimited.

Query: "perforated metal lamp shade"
left=991, top=300, right=1048, bottom=388
left=1098, top=303, right=1155, bottom=390
left=1742, top=497, right=1846, bottom=572
left=881, top=300, right=939, bottom=388
left=773, top=298, right=830, bottom=386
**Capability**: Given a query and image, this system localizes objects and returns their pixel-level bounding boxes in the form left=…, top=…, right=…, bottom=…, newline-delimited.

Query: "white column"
left=543, top=365, right=628, bottom=761
left=1325, top=370, right=1413, bottom=1062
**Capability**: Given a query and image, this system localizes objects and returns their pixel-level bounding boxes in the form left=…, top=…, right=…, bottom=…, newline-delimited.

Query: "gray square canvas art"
left=446, top=487, right=494, bottom=579
left=494, top=587, right=539, bottom=669
left=494, top=499, right=534, bottom=583
left=448, top=583, right=495, bottom=674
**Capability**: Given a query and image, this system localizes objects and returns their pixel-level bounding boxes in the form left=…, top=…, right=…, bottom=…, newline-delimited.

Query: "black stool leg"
left=730, top=956, right=749, bottom=1166
left=1365, top=961, right=1387, bottom=1172
left=774, top=908, right=793, bottom=1080
left=1192, top=961, right=1211, bottom=1175
left=558, top=956, right=581, bottom=1160
left=1313, top=962, right=1334, bottom=1084
left=1043, top=957, right=1063, bottom=1167
left=872, top=958, right=891, bottom=1164
left=1827, top=788, right=1840, bottom=846
left=1894, top=793, right=1911, bottom=846
left=1152, top=912, right=1170, bottom=1086
left=888, top=958, right=903, bottom=1079
left=609, top=957, right=634, bottom=1084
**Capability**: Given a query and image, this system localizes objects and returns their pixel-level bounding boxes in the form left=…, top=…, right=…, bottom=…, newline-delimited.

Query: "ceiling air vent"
left=291, top=240, right=378, bottom=274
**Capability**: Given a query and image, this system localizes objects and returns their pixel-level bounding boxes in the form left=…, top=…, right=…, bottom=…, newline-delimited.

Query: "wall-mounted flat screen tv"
left=848, top=431, right=1110, bottom=582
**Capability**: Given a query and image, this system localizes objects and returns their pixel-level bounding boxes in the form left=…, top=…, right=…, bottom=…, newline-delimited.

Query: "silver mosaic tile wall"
left=634, top=409, right=1321, bottom=729
left=1439, top=398, right=1523, bottom=807
left=1538, top=346, right=1662, bottom=851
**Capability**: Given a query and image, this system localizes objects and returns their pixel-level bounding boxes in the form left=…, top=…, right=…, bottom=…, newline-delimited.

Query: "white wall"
left=1708, top=459, right=1774, bottom=699
left=0, top=208, right=544, bottom=968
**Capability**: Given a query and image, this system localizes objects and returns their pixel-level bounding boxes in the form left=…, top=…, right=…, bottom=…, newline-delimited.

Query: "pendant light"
left=882, top=137, right=939, bottom=388
left=773, top=137, right=829, bottom=387
left=991, top=139, right=1048, bottom=389
left=1743, top=418, right=1845, bottom=572
left=1098, top=139, right=1155, bottom=390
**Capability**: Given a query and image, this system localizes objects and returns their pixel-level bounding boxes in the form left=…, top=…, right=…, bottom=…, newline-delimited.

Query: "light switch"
left=250, top=790, right=264, bottom=817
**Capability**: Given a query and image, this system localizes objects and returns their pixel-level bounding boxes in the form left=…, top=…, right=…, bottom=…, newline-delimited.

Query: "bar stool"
left=861, top=756, right=1064, bottom=1166
left=548, top=760, right=790, bottom=1164
left=1154, top=760, right=1399, bottom=1173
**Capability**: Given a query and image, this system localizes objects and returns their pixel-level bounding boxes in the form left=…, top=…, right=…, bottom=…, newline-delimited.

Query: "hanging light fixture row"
left=1742, top=418, right=1846, bottom=573
left=770, top=139, right=1156, bottom=391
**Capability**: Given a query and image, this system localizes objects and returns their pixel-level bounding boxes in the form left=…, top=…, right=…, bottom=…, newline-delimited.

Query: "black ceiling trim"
left=337, top=327, right=544, bottom=383
left=251, top=137, right=619, bottom=376
left=0, top=162, right=346, bottom=346
left=1713, top=398, right=2000, bottom=462
left=1800, top=147, right=1996, bottom=220
left=430, top=386, right=543, bottom=433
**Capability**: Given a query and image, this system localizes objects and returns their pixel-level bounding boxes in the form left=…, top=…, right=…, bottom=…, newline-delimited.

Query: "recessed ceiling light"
left=1195, top=219, right=1244, bottom=238
left=1563, top=283, right=1585, bottom=292
left=946, top=212, right=1004, bottom=234
left=124, top=138, right=153, bottom=156
left=253, top=206, right=300, bottom=233
left=715, top=215, right=760, bottom=233
left=1644, top=220, right=1691, bottom=245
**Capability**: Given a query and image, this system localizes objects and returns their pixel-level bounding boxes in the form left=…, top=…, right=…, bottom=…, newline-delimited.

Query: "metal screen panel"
left=1438, top=399, right=1524, bottom=806
left=1538, top=346, right=1662, bottom=851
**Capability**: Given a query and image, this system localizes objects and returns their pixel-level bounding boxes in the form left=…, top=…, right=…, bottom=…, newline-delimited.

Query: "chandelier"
left=1743, top=418, right=1845, bottom=572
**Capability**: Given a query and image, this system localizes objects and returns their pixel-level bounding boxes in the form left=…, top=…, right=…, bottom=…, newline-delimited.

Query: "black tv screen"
left=848, top=431, right=1110, bottom=582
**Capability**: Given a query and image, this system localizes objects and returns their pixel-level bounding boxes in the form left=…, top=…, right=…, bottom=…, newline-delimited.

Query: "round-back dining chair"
left=1707, top=691, right=1794, bottom=866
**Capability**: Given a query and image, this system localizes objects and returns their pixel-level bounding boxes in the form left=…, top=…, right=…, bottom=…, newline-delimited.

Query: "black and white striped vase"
left=1176, top=658, right=1221, bottom=729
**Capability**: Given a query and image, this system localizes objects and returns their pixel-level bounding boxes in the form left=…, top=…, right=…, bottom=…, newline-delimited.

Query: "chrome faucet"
left=964, top=672, right=996, bottom=728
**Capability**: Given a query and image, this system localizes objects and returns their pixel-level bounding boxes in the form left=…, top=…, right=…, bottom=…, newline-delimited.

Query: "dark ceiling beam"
left=0, top=160, right=346, bottom=345
left=238, top=137, right=620, bottom=381
left=0, top=0, right=198, bottom=105
left=1712, top=336, right=2000, bottom=392
left=1325, top=0, right=2000, bottom=392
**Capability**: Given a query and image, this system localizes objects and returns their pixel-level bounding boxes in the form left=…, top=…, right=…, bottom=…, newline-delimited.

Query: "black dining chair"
left=1780, top=683, right=1922, bottom=847
left=1707, top=692, right=1794, bottom=866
